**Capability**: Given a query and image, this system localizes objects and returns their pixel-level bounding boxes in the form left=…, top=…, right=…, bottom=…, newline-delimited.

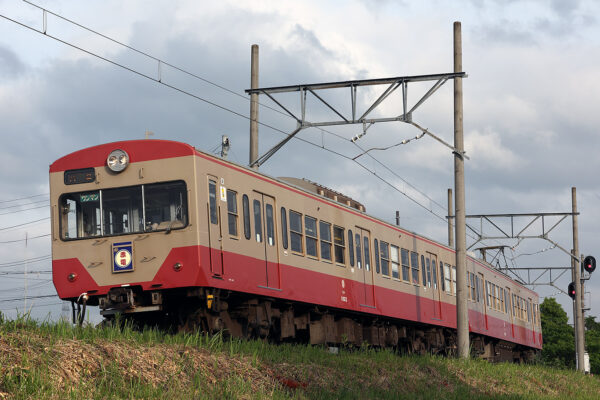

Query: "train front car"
left=49, top=140, right=199, bottom=323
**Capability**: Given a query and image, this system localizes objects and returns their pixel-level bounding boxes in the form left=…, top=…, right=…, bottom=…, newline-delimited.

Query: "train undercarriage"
left=93, top=285, right=537, bottom=363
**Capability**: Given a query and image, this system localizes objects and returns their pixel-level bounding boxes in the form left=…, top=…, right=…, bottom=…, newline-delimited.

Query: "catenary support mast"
left=249, top=44, right=259, bottom=170
left=454, top=21, right=469, bottom=359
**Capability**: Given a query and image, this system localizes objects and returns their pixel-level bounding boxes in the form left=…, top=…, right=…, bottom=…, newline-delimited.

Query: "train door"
left=252, top=192, right=280, bottom=289
left=479, top=272, right=488, bottom=330
left=429, top=253, right=441, bottom=319
left=355, top=227, right=375, bottom=308
left=207, top=176, right=223, bottom=276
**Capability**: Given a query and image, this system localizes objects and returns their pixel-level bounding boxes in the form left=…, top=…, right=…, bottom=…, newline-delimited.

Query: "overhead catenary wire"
left=3, top=4, right=494, bottom=247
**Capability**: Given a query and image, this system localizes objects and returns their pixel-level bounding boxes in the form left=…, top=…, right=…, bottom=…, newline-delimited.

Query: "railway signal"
left=568, top=282, right=576, bottom=299
left=582, top=255, right=596, bottom=274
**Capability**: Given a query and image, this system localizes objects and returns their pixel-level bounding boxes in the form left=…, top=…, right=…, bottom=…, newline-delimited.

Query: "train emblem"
left=112, top=242, right=134, bottom=273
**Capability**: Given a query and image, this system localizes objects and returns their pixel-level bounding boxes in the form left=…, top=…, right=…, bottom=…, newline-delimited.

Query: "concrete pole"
left=453, top=21, right=469, bottom=359
left=448, top=188, right=454, bottom=248
left=572, top=187, right=585, bottom=371
left=249, top=44, right=259, bottom=170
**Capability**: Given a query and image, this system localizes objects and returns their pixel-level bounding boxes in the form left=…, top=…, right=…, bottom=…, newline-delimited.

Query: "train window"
left=527, top=300, right=531, bottom=322
left=485, top=281, right=491, bottom=307
left=348, top=230, right=354, bottom=267
left=60, top=191, right=102, bottom=239
left=226, top=190, right=238, bottom=237
left=512, top=294, right=517, bottom=317
left=374, top=239, right=380, bottom=273
left=60, top=181, right=188, bottom=240
left=305, top=216, right=318, bottom=257
left=439, top=261, right=445, bottom=292
left=401, top=249, right=410, bottom=282
left=103, top=186, right=143, bottom=235
left=390, top=245, right=399, bottom=279
left=320, top=221, right=332, bottom=261
left=334, top=226, right=345, bottom=265
left=289, top=210, right=303, bottom=253
left=410, top=252, right=419, bottom=284
left=504, top=289, right=510, bottom=314
left=265, top=203, right=274, bottom=246
left=253, top=199, right=262, bottom=243
left=431, top=259, right=437, bottom=289
left=355, top=233, right=362, bottom=269
left=280, top=207, right=288, bottom=249
left=425, top=257, right=432, bottom=288
left=363, top=236, right=370, bottom=271
left=242, top=195, right=251, bottom=240
left=380, top=241, right=389, bottom=276
left=467, top=272, right=475, bottom=301
left=208, top=180, right=218, bottom=225
left=451, top=266, right=457, bottom=295
left=444, top=264, right=452, bottom=294
left=421, top=255, right=426, bottom=287
left=499, top=287, right=505, bottom=312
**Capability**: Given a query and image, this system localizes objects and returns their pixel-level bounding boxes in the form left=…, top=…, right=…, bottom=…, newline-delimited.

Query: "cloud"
left=0, top=45, right=26, bottom=79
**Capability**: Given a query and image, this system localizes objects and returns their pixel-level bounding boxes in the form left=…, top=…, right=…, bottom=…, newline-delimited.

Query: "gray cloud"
left=0, top=45, right=25, bottom=79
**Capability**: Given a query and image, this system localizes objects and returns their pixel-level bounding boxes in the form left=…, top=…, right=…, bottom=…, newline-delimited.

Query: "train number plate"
left=112, top=242, right=134, bottom=273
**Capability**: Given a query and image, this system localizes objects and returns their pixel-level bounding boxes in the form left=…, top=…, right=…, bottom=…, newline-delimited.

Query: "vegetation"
left=0, top=315, right=599, bottom=399
left=540, top=297, right=575, bottom=369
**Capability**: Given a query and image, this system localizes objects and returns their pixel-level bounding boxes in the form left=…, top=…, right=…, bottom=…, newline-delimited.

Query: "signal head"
left=568, top=282, right=576, bottom=299
left=583, top=255, right=596, bottom=274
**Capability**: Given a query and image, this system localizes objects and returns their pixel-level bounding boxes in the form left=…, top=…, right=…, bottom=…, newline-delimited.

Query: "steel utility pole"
left=249, top=44, right=259, bottom=170
left=572, top=187, right=585, bottom=371
left=454, top=21, right=469, bottom=359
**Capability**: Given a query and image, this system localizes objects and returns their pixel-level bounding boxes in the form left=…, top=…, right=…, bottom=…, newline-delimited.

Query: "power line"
left=0, top=198, right=49, bottom=210
left=0, top=193, right=48, bottom=204
left=0, top=234, right=51, bottom=244
left=0, top=204, right=49, bottom=216
left=2, top=5, right=489, bottom=247
left=0, top=217, right=50, bottom=232
left=0, top=255, right=51, bottom=268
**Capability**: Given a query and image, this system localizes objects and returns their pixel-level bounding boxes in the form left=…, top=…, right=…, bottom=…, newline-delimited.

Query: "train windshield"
left=60, top=180, right=187, bottom=240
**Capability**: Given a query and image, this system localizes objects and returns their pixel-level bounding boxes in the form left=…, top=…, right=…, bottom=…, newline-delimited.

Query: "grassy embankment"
left=0, top=315, right=598, bottom=399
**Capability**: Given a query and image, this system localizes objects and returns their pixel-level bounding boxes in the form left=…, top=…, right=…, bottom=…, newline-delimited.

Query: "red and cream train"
left=50, top=139, right=541, bottom=361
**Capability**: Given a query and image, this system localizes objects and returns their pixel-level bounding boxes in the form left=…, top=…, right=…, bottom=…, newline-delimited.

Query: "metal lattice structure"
left=245, top=72, right=466, bottom=167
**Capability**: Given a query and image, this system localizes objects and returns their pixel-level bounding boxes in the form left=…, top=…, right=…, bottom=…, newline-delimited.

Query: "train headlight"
left=106, top=149, right=129, bottom=172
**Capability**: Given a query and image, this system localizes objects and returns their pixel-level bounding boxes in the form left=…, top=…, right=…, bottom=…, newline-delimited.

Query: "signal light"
left=583, top=255, right=596, bottom=274
left=568, top=282, right=576, bottom=300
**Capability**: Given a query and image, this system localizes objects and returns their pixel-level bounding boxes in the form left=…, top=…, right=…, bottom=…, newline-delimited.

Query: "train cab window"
left=380, top=241, right=390, bottom=276
left=253, top=200, right=262, bottom=243
left=355, top=233, right=362, bottom=269
left=208, top=180, right=218, bottom=225
left=103, top=186, right=143, bottom=235
left=61, top=191, right=102, bottom=239
left=319, top=221, right=332, bottom=261
left=348, top=230, right=355, bottom=267
left=363, top=236, right=371, bottom=271
left=401, top=249, right=410, bottom=282
left=280, top=207, right=288, bottom=249
left=390, top=245, right=399, bottom=279
left=289, top=210, right=303, bottom=253
left=374, top=239, right=380, bottom=273
left=226, top=190, right=238, bottom=237
left=305, top=216, right=318, bottom=257
left=410, top=252, right=419, bottom=284
left=334, top=226, right=345, bottom=265
left=265, top=204, right=274, bottom=246
left=242, top=195, right=251, bottom=240
left=60, top=181, right=187, bottom=240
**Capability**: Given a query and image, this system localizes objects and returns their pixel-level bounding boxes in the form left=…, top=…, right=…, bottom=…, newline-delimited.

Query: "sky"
left=0, top=0, right=599, bottom=327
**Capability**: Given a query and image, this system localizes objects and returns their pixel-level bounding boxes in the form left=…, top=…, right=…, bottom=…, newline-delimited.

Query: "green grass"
left=0, top=314, right=599, bottom=399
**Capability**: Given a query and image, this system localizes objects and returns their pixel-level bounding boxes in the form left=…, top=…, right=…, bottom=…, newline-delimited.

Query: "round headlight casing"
left=106, top=149, right=129, bottom=172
